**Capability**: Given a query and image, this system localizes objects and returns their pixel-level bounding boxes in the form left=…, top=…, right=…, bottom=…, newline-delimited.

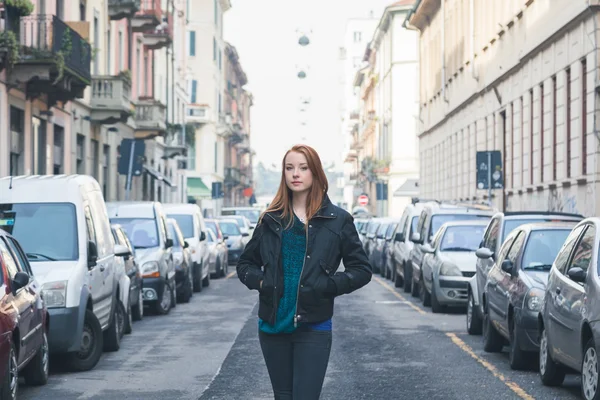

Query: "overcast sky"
left=224, top=0, right=392, bottom=171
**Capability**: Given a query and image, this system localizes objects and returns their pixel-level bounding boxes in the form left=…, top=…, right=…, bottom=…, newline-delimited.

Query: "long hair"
left=262, top=145, right=329, bottom=228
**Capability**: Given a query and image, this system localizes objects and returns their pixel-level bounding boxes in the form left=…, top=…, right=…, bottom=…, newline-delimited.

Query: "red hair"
left=262, top=145, right=329, bottom=228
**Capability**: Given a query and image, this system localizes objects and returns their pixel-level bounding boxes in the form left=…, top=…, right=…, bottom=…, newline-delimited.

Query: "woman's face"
left=284, top=151, right=314, bottom=194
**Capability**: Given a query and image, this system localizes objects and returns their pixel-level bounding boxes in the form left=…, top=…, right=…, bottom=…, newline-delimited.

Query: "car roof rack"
left=503, top=211, right=584, bottom=218
left=411, top=197, right=441, bottom=205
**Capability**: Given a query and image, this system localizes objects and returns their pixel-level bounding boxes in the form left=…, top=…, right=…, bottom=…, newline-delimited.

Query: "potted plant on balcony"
left=118, top=69, right=132, bottom=83
left=0, top=29, right=19, bottom=71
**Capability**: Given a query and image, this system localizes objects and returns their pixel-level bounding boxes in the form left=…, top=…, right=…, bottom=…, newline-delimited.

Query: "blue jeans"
left=259, top=329, right=332, bottom=399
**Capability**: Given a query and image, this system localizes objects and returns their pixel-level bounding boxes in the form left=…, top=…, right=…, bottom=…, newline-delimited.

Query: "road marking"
left=446, top=333, right=535, bottom=400
left=373, top=276, right=426, bottom=315
left=225, top=271, right=236, bottom=279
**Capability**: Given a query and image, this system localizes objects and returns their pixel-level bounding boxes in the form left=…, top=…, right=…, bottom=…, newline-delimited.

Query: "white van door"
left=84, top=205, right=106, bottom=325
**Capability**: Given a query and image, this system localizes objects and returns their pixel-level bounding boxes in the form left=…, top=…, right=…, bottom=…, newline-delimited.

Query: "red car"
left=0, top=228, right=49, bottom=399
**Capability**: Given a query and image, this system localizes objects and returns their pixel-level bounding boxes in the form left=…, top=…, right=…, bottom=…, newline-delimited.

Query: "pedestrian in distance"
left=236, top=144, right=372, bottom=399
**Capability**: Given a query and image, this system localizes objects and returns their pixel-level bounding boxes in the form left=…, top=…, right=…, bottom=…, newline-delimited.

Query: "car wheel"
left=411, top=275, right=419, bottom=298
left=124, top=297, right=133, bottom=335
left=431, top=281, right=443, bottom=313
left=67, top=309, right=104, bottom=372
left=582, top=338, right=599, bottom=400
left=539, top=325, right=566, bottom=386
left=182, top=270, right=192, bottom=303
left=394, top=267, right=403, bottom=288
left=103, top=300, right=124, bottom=352
left=203, top=267, right=211, bottom=287
left=421, top=278, right=431, bottom=307
left=466, top=291, right=483, bottom=335
left=193, top=263, right=202, bottom=293
left=132, top=289, right=144, bottom=321
left=0, top=340, right=18, bottom=400
left=216, top=257, right=223, bottom=278
left=482, top=303, right=503, bottom=353
left=403, top=264, right=411, bottom=293
left=23, top=329, right=49, bottom=386
left=155, top=281, right=172, bottom=315
left=508, top=317, right=528, bottom=370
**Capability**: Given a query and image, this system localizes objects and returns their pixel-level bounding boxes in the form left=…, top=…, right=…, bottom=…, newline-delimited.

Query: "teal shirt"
left=259, top=215, right=306, bottom=334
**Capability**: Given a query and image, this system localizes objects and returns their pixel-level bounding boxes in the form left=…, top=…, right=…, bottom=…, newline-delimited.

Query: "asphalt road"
left=20, top=272, right=584, bottom=400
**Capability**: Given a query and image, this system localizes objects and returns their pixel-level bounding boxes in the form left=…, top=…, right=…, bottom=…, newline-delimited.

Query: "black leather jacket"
left=237, top=196, right=372, bottom=326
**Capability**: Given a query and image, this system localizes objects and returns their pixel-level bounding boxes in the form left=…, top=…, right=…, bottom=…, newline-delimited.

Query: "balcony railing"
left=132, top=0, right=162, bottom=32
left=108, top=0, right=141, bottom=20
left=142, top=24, right=172, bottom=50
left=91, top=75, right=132, bottom=124
left=135, top=98, right=167, bottom=135
left=19, top=15, right=91, bottom=82
left=225, top=167, right=241, bottom=185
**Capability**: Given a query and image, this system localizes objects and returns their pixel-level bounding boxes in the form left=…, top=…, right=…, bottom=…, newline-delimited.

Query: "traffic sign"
left=476, top=150, right=503, bottom=190
left=358, top=194, right=369, bottom=206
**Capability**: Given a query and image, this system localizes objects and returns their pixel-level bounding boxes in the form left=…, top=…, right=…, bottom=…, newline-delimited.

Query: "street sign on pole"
left=118, top=139, right=145, bottom=200
left=357, top=194, right=369, bottom=206
left=476, top=151, right=503, bottom=190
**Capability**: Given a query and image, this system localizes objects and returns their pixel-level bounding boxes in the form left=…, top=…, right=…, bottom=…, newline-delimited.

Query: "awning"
left=187, top=177, right=211, bottom=199
left=143, top=166, right=173, bottom=187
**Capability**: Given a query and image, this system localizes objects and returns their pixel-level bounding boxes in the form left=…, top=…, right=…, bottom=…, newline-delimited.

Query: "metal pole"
left=125, top=140, right=136, bottom=200
left=487, top=151, right=492, bottom=207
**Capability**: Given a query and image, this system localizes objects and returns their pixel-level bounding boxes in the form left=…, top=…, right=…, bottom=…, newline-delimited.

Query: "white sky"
left=224, top=0, right=392, bottom=171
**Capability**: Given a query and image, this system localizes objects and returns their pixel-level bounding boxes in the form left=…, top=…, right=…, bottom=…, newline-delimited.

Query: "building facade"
left=407, top=0, right=600, bottom=216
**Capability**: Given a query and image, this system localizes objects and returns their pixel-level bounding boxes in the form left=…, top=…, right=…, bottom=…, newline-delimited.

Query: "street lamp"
left=298, top=35, right=310, bottom=46
left=297, top=70, right=307, bottom=79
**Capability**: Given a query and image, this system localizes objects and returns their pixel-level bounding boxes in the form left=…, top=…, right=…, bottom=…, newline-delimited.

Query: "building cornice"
left=372, top=2, right=415, bottom=49
left=405, top=0, right=440, bottom=31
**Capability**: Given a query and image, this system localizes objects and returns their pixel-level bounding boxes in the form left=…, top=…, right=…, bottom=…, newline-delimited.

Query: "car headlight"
left=525, top=288, right=545, bottom=312
left=440, top=263, right=462, bottom=276
left=142, top=261, right=160, bottom=277
left=42, top=280, right=67, bottom=308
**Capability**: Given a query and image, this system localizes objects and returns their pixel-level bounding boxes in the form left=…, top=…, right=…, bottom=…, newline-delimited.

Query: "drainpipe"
left=442, top=0, right=448, bottom=103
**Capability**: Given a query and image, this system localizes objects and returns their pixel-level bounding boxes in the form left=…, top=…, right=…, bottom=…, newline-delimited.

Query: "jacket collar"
left=265, top=194, right=337, bottom=226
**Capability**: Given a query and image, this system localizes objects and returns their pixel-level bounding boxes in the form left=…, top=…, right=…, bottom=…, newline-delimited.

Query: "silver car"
left=206, top=229, right=229, bottom=278
left=419, top=221, right=487, bottom=313
left=539, top=218, right=600, bottom=400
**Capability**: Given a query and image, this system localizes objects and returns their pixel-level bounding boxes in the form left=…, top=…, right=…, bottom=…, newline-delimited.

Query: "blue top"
left=259, top=214, right=332, bottom=334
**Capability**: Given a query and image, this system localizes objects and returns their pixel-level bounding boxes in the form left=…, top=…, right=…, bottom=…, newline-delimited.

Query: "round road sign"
left=358, top=195, right=369, bottom=206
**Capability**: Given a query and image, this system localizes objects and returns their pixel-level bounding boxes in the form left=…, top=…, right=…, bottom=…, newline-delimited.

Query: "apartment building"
left=222, top=42, right=253, bottom=207
left=407, top=0, right=600, bottom=216
left=0, top=0, right=189, bottom=203
left=185, top=0, right=231, bottom=216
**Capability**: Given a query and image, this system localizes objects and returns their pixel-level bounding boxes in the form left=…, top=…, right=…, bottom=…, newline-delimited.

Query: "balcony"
left=90, top=74, right=132, bottom=124
left=186, top=104, right=211, bottom=124
left=164, top=132, right=187, bottom=159
left=8, top=15, right=91, bottom=105
left=108, top=0, right=141, bottom=20
left=224, top=167, right=241, bottom=186
left=236, top=134, right=251, bottom=155
left=133, top=98, right=167, bottom=139
left=132, top=0, right=162, bottom=33
left=142, top=24, right=172, bottom=50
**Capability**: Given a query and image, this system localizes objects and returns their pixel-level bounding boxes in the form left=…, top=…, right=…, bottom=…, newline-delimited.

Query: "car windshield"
left=111, top=218, right=159, bottom=249
left=431, top=214, right=490, bottom=237
left=168, top=214, right=194, bottom=238
left=410, top=216, right=419, bottom=235
left=522, top=229, right=572, bottom=270
left=220, top=221, right=241, bottom=236
left=503, top=218, right=562, bottom=242
left=222, top=209, right=260, bottom=224
left=440, top=225, right=486, bottom=252
left=0, top=203, right=79, bottom=261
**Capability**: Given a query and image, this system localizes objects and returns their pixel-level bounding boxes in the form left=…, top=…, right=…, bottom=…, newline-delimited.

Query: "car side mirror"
left=410, top=232, right=422, bottom=244
left=223, top=235, right=229, bottom=240
left=114, top=244, right=131, bottom=257
left=501, top=259, right=515, bottom=274
left=242, top=232, right=250, bottom=237
left=475, top=247, right=493, bottom=260
left=568, top=267, right=587, bottom=283
left=184, top=241, right=190, bottom=249
left=200, top=231, right=206, bottom=241
left=165, top=238, right=174, bottom=249
left=88, top=241, right=98, bottom=269
left=422, top=243, right=435, bottom=254
left=394, top=232, right=404, bottom=242
left=11, top=271, right=30, bottom=294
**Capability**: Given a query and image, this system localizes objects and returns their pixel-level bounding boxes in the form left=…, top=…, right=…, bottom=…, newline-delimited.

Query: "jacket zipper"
left=267, top=214, right=282, bottom=326
left=294, top=224, right=309, bottom=328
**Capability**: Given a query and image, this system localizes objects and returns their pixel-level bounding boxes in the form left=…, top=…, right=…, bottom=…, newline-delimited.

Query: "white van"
left=0, top=175, right=127, bottom=372
left=163, top=203, right=210, bottom=291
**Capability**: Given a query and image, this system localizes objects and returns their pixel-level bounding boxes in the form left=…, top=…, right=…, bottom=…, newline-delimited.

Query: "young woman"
left=237, top=144, right=372, bottom=399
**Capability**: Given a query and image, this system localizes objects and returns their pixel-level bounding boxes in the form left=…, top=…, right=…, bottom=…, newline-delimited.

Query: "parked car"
left=354, top=218, right=369, bottom=244
left=107, top=202, right=176, bottom=316
left=167, top=218, right=194, bottom=303
left=218, top=215, right=252, bottom=246
left=410, top=202, right=494, bottom=298
left=539, top=218, right=600, bottom=400
left=163, top=203, right=210, bottom=292
left=419, top=221, right=487, bottom=312
left=205, top=219, right=225, bottom=243
left=391, top=203, right=424, bottom=291
left=380, top=219, right=401, bottom=279
left=111, top=224, right=144, bottom=325
left=221, top=207, right=261, bottom=229
left=479, top=222, right=574, bottom=370
left=369, top=219, right=392, bottom=275
left=0, top=228, right=49, bottom=397
left=206, top=229, right=229, bottom=278
left=363, top=218, right=383, bottom=272
left=218, top=219, right=248, bottom=265
left=108, top=225, right=133, bottom=338
left=0, top=175, right=124, bottom=372
left=467, top=211, right=584, bottom=335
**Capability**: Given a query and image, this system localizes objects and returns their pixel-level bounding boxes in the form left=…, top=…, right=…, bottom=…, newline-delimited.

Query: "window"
left=103, top=145, right=110, bottom=199
left=79, top=1, right=86, bottom=21
left=91, top=139, right=99, bottom=179
left=506, top=232, right=526, bottom=263
left=553, top=75, right=557, bottom=181
left=540, top=83, right=544, bottom=182
left=569, top=225, right=595, bottom=274
left=9, top=106, right=24, bottom=176
left=530, top=89, right=534, bottom=185
left=566, top=67, right=572, bottom=178
left=168, top=214, right=194, bottom=238
left=0, top=238, right=19, bottom=278
left=522, top=229, right=572, bottom=270
left=189, top=31, right=196, bottom=56
left=554, top=224, right=585, bottom=274
left=214, top=142, right=218, bottom=173
left=496, top=232, right=517, bottom=264
left=520, top=96, right=524, bottom=186
left=7, top=238, right=33, bottom=275
left=53, top=124, right=64, bottom=174
left=440, top=225, right=486, bottom=252
left=213, top=37, right=217, bottom=61
left=582, top=58, right=587, bottom=176
left=34, top=117, right=46, bottom=175
left=111, top=218, right=159, bottom=249
left=118, top=31, right=124, bottom=71
left=76, top=134, right=85, bottom=174
left=353, top=31, right=362, bottom=42
left=214, top=0, right=218, bottom=24
left=218, top=49, right=222, bottom=70
left=93, top=16, right=99, bottom=75
left=483, top=218, right=500, bottom=252
left=107, top=28, right=111, bottom=74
